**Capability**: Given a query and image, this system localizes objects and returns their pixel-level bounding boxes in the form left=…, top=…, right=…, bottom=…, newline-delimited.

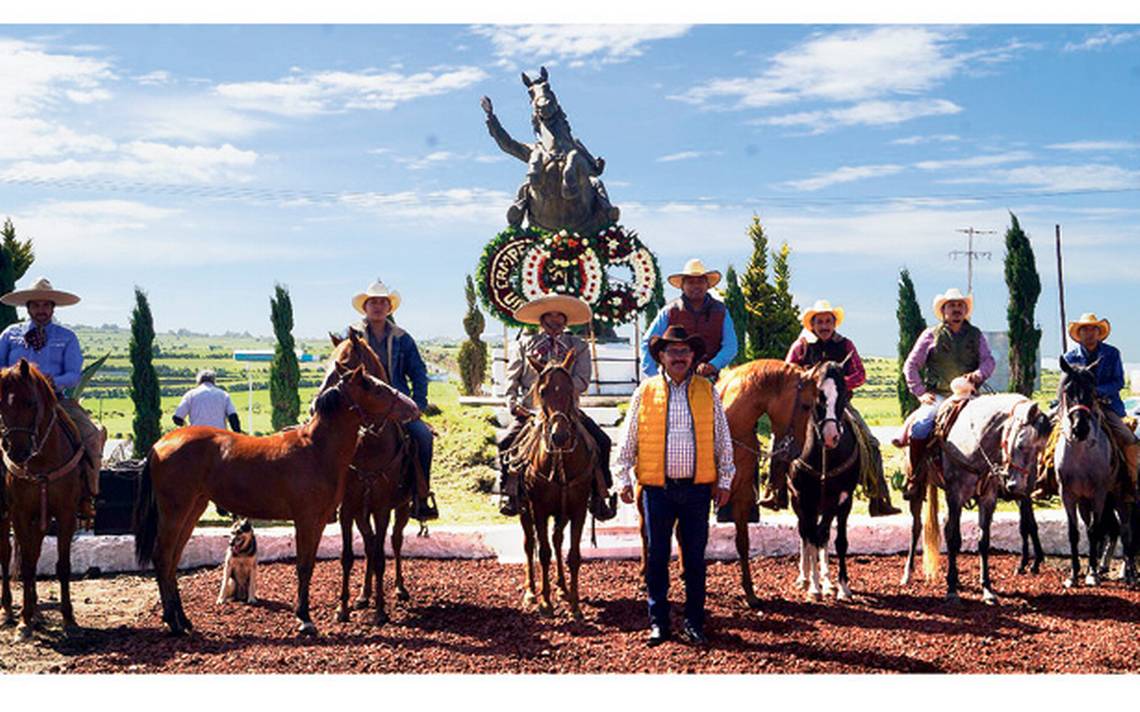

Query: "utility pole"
left=1055, top=224, right=1068, bottom=354
left=949, top=226, right=996, bottom=294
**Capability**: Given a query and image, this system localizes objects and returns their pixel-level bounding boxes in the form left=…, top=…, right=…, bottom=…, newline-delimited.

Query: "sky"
left=1, top=20, right=1139, bottom=359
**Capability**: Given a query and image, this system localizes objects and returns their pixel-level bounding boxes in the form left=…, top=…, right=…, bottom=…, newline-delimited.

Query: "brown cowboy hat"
left=513, top=294, right=592, bottom=326
left=0, top=276, right=80, bottom=307
left=1068, top=312, right=1110, bottom=342
left=648, top=324, right=706, bottom=365
left=667, top=258, right=721, bottom=289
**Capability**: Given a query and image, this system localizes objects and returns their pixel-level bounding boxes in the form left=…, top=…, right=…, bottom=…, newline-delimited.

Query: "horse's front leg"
left=526, top=149, right=542, bottom=186
left=336, top=506, right=355, bottom=622
left=0, top=514, right=12, bottom=625
left=1116, top=500, right=1136, bottom=584
left=56, top=511, right=77, bottom=629
left=567, top=506, right=587, bottom=621
left=901, top=491, right=924, bottom=586
left=519, top=501, right=538, bottom=607
left=816, top=511, right=835, bottom=597
left=552, top=513, right=567, bottom=600
left=12, top=513, right=43, bottom=639
left=293, top=518, right=324, bottom=636
left=834, top=495, right=853, bottom=601
left=978, top=497, right=998, bottom=605
left=355, top=511, right=376, bottom=609
left=1063, top=495, right=1082, bottom=588
left=1017, top=498, right=1045, bottom=574
left=371, top=508, right=392, bottom=626
left=392, top=501, right=411, bottom=602
left=1084, top=498, right=1102, bottom=587
left=560, top=149, right=581, bottom=199
left=943, top=488, right=964, bottom=603
left=535, top=513, right=554, bottom=617
left=797, top=513, right=821, bottom=601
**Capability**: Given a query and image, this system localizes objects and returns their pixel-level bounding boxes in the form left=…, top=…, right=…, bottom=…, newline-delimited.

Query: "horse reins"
left=0, top=403, right=85, bottom=533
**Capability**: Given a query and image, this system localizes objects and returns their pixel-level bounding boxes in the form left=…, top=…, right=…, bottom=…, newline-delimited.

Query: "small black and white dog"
left=217, top=518, right=258, bottom=604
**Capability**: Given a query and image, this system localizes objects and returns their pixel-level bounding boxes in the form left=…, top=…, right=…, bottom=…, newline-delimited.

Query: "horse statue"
left=1055, top=356, right=1136, bottom=587
left=481, top=66, right=620, bottom=234
left=716, top=359, right=821, bottom=609
left=321, top=333, right=417, bottom=625
left=916, top=391, right=1052, bottom=603
left=0, top=359, right=88, bottom=639
left=788, top=359, right=862, bottom=602
left=133, top=356, right=419, bottom=636
left=503, top=349, right=598, bottom=619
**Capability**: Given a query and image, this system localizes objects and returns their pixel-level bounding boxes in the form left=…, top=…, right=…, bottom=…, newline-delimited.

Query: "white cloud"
left=0, top=38, right=115, bottom=117
left=215, top=66, right=488, bottom=116
left=1047, top=140, right=1140, bottom=152
left=127, top=96, right=274, bottom=143
left=783, top=164, right=905, bottom=191
left=972, top=164, right=1140, bottom=192
left=656, top=150, right=722, bottom=163
left=914, top=151, right=1033, bottom=171
left=339, top=187, right=512, bottom=223
left=1063, top=29, right=1140, bottom=52
left=3, top=141, right=258, bottom=183
left=892, top=134, right=961, bottom=145
left=0, top=116, right=116, bottom=160
left=133, top=70, right=173, bottom=86
left=761, top=98, right=962, bottom=133
left=471, top=24, right=690, bottom=66
left=387, top=150, right=507, bottom=171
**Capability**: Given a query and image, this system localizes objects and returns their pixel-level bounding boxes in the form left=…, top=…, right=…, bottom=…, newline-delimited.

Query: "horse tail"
left=133, top=458, right=159, bottom=567
left=922, top=479, right=941, bottom=580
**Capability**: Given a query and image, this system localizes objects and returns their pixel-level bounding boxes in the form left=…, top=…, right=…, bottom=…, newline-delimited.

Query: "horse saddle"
left=933, top=396, right=972, bottom=443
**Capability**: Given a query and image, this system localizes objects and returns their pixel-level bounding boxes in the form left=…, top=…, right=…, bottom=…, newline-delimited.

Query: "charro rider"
left=0, top=277, right=106, bottom=526
left=893, top=287, right=995, bottom=500
left=1037, top=313, right=1138, bottom=498
left=497, top=293, right=616, bottom=521
left=346, top=279, right=438, bottom=521
left=758, top=299, right=901, bottom=516
left=642, top=259, right=738, bottom=381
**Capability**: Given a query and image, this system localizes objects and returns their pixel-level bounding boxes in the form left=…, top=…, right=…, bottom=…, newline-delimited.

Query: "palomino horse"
left=0, top=360, right=87, bottom=639
left=789, top=360, right=861, bottom=602
left=917, top=393, right=1052, bottom=603
left=134, top=362, right=419, bottom=635
left=1055, top=356, right=1136, bottom=587
left=322, top=333, right=417, bottom=625
left=506, top=349, right=597, bottom=619
left=716, top=359, right=820, bottom=609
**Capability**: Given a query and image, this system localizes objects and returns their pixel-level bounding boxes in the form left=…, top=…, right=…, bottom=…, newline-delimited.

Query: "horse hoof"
left=1016, top=565, right=1027, bottom=575
left=1031, top=563, right=1042, bottom=575
left=836, top=584, right=853, bottom=602
left=821, top=580, right=834, bottom=596
left=806, top=589, right=821, bottom=603
left=1084, top=574, right=1099, bottom=587
left=982, top=590, right=999, bottom=606
left=570, top=608, right=584, bottom=622
left=522, top=591, right=536, bottom=606
left=745, top=596, right=763, bottom=611
left=395, top=589, right=410, bottom=603
left=537, top=602, right=554, bottom=618
left=794, top=576, right=807, bottom=591
left=945, top=592, right=961, bottom=605
left=297, top=621, right=318, bottom=637
left=899, top=572, right=912, bottom=586
left=352, top=597, right=369, bottom=611
left=15, top=624, right=32, bottom=641
left=373, top=612, right=388, bottom=627
left=1063, top=577, right=1076, bottom=589
left=336, top=608, right=350, bottom=623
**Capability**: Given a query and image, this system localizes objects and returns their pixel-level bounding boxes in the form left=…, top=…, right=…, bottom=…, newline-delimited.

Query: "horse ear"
left=18, top=358, right=28, bottom=378
left=333, top=360, right=349, bottom=376
left=838, top=351, right=853, bottom=369
left=539, top=66, right=548, bottom=82
left=1087, top=357, right=1101, bottom=371
left=527, top=354, right=545, bottom=375
left=1034, top=412, right=1053, bottom=439
left=521, top=71, right=532, bottom=87
left=329, top=332, right=343, bottom=347
left=1059, top=355, right=1072, bottom=374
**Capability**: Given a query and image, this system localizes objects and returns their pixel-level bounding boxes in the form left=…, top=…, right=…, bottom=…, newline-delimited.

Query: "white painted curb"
left=13, top=510, right=1105, bottom=576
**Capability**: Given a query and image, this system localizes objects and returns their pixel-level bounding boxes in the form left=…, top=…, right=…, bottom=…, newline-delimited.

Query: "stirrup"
left=412, top=492, right=439, bottom=522
left=499, top=495, right=519, bottom=517
left=590, top=492, right=618, bottom=522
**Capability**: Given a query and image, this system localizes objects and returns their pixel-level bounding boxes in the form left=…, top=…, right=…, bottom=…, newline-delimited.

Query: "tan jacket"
left=506, top=331, right=592, bottom=411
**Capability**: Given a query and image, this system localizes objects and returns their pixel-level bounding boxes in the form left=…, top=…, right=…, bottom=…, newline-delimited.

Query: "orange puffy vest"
left=635, top=375, right=718, bottom=486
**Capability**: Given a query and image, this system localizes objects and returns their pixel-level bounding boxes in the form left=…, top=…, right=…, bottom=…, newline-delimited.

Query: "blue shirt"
left=0, top=320, right=83, bottom=393
left=1064, top=342, right=1125, bottom=417
left=640, top=297, right=738, bottom=376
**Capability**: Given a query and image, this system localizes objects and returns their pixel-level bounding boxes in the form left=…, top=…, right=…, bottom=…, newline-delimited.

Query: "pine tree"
left=458, top=275, right=488, bottom=395
left=0, top=218, right=34, bottom=332
left=1004, top=212, right=1042, bottom=396
left=896, top=269, right=926, bottom=417
left=740, top=214, right=771, bottom=359
left=129, top=287, right=162, bottom=458
left=765, top=242, right=801, bottom=358
left=269, top=284, right=301, bottom=430
left=722, top=264, right=748, bottom=366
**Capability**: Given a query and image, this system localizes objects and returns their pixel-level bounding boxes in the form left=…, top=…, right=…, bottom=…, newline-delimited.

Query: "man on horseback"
left=616, top=324, right=734, bottom=647
left=758, top=300, right=902, bottom=516
left=641, top=259, right=738, bottom=382
left=497, top=293, right=617, bottom=521
left=0, top=277, right=105, bottom=527
left=346, top=280, right=437, bottom=522
left=1038, top=313, right=1139, bottom=499
left=893, top=288, right=995, bottom=500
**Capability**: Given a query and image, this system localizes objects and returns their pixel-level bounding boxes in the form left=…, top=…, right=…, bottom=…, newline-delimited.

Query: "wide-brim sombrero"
left=514, top=294, right=592, bottom=326
left=0, top=277, right=80, bottom=307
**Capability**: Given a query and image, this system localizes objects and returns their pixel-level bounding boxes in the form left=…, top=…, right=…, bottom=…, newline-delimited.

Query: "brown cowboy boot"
left=901, top=438, right=929, bottom=502
left=77, top=470, right=96, bottom=529
left=758, top=463, right=789, bottom=511
left=498, top=468, right=519, bottom=517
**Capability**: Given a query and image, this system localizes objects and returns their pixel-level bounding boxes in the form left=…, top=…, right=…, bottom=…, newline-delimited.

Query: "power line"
left=949, top=226, right=996, bottom=294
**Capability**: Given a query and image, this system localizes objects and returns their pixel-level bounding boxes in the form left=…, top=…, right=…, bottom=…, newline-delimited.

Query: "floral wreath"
left=477, top=224, right=661, bottom=328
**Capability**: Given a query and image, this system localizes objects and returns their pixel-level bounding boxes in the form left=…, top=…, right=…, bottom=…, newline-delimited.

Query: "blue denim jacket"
left=0, top=320, right=83, bottom=393
left=1065, top=342, right=1125, bottom=417
left=349, top=321, right=429, bottom=409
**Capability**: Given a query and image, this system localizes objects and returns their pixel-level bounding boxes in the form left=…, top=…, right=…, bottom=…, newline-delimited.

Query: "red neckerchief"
left=24, top=324, right=46, bottom=352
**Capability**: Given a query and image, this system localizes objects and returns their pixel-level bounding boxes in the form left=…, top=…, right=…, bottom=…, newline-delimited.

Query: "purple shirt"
left=903, top=324, right=994, bottom=397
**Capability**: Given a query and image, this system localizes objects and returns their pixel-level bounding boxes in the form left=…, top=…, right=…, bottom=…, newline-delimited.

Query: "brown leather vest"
left=666, top=296, right=725, bottom=363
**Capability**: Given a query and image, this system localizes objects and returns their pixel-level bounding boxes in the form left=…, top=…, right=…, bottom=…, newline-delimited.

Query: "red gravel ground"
left=5, top=553, right=1140, bottom=674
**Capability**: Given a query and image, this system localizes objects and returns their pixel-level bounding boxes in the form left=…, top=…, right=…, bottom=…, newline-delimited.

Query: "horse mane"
left=531, top=103, right=571, bottom=139
left=731, top=359, right=802, bottom=398
left=313, top=384, right=342, bottom=416
left=335, top=330, right=388, bottom=382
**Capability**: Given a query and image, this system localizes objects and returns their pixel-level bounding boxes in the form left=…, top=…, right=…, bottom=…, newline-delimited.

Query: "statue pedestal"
left=491, top=339, right=641, bottom=397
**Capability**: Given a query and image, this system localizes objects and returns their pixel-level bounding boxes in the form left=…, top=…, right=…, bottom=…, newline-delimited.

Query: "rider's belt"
left=664, top=477, right=695, bottom=487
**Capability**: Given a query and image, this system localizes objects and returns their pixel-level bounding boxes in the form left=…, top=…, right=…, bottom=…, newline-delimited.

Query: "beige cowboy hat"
left=932, top=287, right=973, bottom=320
left=352, top=279, right=401, bottom=315
left=0, top=276, right=80, bottom=307
left=667, top=258, right=722, bottom=289
left=514, top=294, right=592, bottom=326
left=801, top=299, right=845, bottom=331
left=1068, top=312, right=1110, bottom=342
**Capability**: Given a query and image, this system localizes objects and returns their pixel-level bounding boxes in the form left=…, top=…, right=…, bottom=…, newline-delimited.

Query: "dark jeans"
left=405, top=419, right=433, bottom=485
left=642, top=479, right=711, bottom=632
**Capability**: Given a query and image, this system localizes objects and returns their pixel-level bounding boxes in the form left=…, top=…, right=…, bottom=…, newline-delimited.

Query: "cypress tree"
left=896, top=269, right=926, bottom=417
left=766, top=242, right=801, bottom=358
left=740, top=214, right=771, bottom=360
left=722, top=264, right=748, bottom=366
left=1004, top=212, right=1042, bottom=396
left=0, top=218, right=34, bottom=332
left=458, top=274, right=488, bottom=395
left=270, top=283, right=301, bottom=430
left=129, top=287, right=162, bottom=458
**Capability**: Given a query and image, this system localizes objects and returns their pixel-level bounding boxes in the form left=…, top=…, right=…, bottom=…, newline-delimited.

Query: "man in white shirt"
left=173, top=369, right=241, bottom=432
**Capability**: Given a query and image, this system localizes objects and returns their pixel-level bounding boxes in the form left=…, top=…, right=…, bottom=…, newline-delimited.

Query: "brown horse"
left=715, top=359, right=820, bottom=609
left=507, top=349, right=597, bottom=619
left=322, top=334, right=416, bottom=626
left=0, top=359, right=87, bottom=639
left=133, top=357, right=419, bottom=636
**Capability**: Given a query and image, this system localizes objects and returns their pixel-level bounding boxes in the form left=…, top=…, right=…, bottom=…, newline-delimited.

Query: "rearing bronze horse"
left=506, top=349, right=598, bottom=619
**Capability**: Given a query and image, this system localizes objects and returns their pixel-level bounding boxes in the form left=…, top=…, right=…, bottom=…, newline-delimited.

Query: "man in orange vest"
left=616, top=324, right=734, bottom=647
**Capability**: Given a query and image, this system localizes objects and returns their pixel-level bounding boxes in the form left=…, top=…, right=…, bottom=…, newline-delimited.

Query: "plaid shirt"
left=615, top=374, right=735, bottom=490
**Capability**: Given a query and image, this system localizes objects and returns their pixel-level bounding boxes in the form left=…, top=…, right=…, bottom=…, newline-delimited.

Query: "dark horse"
left=1055, top=356, right=1136, bottom=587
left=506, top=349, right=598, bottom=619
left=789, top=360, right=861, bottom=602
left=323, top=333, right=417, bottom=625
left=0, top=359, right=87, bottom=639
left=716, top=359, right=819, bottom=609
left=134, top=361, right=419, bottom=635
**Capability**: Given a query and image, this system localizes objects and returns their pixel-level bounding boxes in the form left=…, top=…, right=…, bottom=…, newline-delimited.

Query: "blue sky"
left=1, top=23, right=1139, bottom=358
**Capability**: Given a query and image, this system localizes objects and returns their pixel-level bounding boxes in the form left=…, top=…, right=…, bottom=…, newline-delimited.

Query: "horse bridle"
left=330, top=375, right=400, bottom=430
left=1059, top=386, right=1097, bottom=442
left=0, top=395, right=57, bottom=466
